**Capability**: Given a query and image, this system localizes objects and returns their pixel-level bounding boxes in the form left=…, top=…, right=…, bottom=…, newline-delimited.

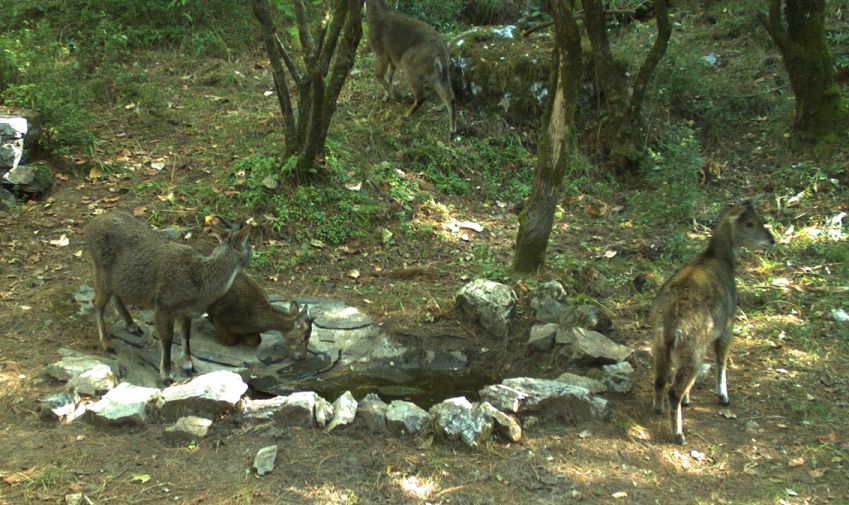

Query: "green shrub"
left=1, top=23, right=97, bottom=156
left=631, top=122, right=705, bottom=225
left=230, top=152, right=389, bottom=246
left=395, top=0, right=465, bottom=30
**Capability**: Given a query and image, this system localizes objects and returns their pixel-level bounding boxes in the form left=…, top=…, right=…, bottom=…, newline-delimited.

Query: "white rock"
left=480, top=377, right=609, bottom=421
left=355, top=393, right=388, bottom=432
left=528, top=323, right=558, bottom=352
left=530, top=280, right=568, bottom=323
left=160, top=370, right=247, bottom=419
left=477, top=401, right=522, bottom=442
left=253, top=445, right=278, bottom=476
left=165, top=416, right=213, bottom=440
left=601, top=362, right=634, bottom=393
left=47, top=355, right=112, bottom=382
left=456, top=279, right=517, bottom=339
left=326, top=391, right=358, bottom=432
left=315, top=395, right=334, bottom=428
left=556, top=327, right=633, bottom=364
left=430, top=397, right=492, bottom=447
left=67, top=364, right=117, bottom=396
left=87, top=382, right=162, bottom=425
left=386, top=400, right=432, bottom=435
left=241, top=391, right=328, bottom=427
left=40, top=390, right=81, bottom=421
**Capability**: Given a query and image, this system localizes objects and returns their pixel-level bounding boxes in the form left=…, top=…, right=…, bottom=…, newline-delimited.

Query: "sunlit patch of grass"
left=23, top=464, right=74, bottom=496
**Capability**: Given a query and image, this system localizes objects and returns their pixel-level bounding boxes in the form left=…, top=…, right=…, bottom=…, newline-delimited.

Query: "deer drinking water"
left=84, top=211, right=252, bottom=384
left=365, top=0, right=457, bottom=139
left=650, top=201, right=774, bottom=444
left=206, top=271, right=312, bottom=356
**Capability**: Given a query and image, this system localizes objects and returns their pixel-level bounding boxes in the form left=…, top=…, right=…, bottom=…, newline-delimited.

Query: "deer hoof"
left=127, top=323, right=144, bottom=337
left=718, top=394, right=730, bottom=406
left=674, top=433, right=686, bottom=445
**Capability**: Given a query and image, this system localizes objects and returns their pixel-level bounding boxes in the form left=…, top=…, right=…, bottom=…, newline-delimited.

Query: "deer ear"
left=232, top=224, right=251, bottom=246
left=725, top=205, right=749, bottom=222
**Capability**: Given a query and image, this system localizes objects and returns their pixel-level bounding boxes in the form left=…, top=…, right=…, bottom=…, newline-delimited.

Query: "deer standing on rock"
left=650, top=201, right=774, bottom=444
left=84, top=211, right=252, bottom=384
left=365, top=0, right=457, bottom=139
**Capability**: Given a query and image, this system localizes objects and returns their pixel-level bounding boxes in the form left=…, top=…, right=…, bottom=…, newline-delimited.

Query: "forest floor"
left=2, top=33, right=849, bottom=505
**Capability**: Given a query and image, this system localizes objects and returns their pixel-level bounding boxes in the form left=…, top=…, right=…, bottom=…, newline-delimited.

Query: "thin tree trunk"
left=512, top=0, right=582, bottom=273
left=759, top=0, right=846, bottom=139
left=252, top=0, right=363, bottom=179
left=582, top=0, right=671, bottom=174
left=252, top=0, right=297, bottom=153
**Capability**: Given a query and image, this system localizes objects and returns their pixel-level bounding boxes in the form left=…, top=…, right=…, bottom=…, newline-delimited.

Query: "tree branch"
left=251, top=0, right=296, bottom=144
left=319, top=0, right=348, bottom=74
left=274, top=34, right=302, bottom=87
left=629, top=0, right=671, bottom=121
left=758, top=0, right=792, bottom=55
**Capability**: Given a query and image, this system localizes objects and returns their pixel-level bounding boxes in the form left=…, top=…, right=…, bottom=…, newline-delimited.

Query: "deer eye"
left=745, top=222, right=754, bottom=227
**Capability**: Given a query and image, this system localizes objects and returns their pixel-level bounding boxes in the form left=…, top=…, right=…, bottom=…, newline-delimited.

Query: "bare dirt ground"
left=2, top=52, right=849, bottom=504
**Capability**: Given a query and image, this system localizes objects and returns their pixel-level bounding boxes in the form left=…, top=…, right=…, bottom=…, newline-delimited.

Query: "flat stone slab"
left=480, top=377, right=609, bottom=422
left=102, top=296, right=408, bottom=395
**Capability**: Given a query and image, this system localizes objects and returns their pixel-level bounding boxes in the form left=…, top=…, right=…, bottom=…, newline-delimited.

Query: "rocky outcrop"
left=456, top=279, right=517, bottom=339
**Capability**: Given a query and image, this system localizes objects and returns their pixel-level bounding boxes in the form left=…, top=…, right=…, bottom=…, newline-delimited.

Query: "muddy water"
left=293, top=369, right=498, bottom=408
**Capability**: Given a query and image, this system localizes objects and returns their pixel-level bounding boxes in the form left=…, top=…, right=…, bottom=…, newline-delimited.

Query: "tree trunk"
left=582, top=0, right=670, bottom=174
left=512, top=0, right=582, bottom=273
left=252, top=0, right=363, bottom=180
left=760, top=0, right=846, bottom=139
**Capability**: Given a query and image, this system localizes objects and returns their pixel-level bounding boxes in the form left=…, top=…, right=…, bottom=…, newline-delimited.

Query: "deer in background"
left=650, top=201, right=774, bottom=444
left=84, top=211, right=252, bottom=384
left=206, top=271, right=312, bottom=356
left=365, top=0, right=457, bottom=139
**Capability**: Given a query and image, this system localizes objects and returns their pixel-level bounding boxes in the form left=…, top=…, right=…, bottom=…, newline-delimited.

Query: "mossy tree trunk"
left=512, top=0, right=582, bottom=273
left=759, top=0, right=847, bottom=140
left=582, top=0, right=671, bottom=175
left=252, top=0, right=363, bottom=181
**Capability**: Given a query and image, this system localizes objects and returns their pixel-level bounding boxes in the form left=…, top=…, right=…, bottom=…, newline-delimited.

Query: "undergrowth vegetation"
left=1, top=0, right=846, bottom=270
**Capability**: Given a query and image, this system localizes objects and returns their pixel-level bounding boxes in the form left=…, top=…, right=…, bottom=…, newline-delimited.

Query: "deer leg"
left=375, top=56, right=394, bottom=101
left=433, top=80, right=457, bottom=138
left=178, top=315, right=195, bottom=376
left=155, top=311, right=175, bottom=385
left=114, top=297, right=143, bottom=336
left=715, top=331, right=732, bottom=405
left=93, top=286, right=114, bottom=353
left=406, top=81, right=427, bottom=117
left=668, top=362, right=698, bottom=445
left=652, top=343, right=671, bottom=414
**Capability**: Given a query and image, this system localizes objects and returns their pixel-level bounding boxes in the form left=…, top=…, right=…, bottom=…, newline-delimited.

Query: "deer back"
left=207, top=271, right=302, bottom=334
left=366, top=0, right=450, bottom=75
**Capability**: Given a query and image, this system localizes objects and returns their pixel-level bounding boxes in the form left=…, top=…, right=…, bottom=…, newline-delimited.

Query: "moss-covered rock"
left=449, top=26, right=553, bottom=125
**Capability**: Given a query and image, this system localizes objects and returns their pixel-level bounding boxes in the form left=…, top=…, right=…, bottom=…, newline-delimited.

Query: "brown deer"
left=84, top=211, right=252, bottom=384
left=650, top=201, right=774, bottom=444
left=206, top=271, right=311, bottom=355
left=365, top=0, right=457, bottom=139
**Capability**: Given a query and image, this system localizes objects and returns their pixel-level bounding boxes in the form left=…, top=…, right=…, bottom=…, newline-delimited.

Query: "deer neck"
left=201, top=245, right=243, bottom=297
left=705, top=221, right=737, bottom=271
